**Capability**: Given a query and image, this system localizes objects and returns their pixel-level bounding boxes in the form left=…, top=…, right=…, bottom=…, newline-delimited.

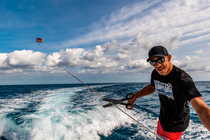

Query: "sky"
left=0, top=0, right=210, bottom=85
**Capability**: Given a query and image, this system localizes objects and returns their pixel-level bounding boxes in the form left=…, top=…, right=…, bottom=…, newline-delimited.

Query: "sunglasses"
left=149, top=57, right=166, bottom=66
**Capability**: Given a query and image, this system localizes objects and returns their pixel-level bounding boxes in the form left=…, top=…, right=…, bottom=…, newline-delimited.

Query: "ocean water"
left=0, top=82, right=209, bottom=140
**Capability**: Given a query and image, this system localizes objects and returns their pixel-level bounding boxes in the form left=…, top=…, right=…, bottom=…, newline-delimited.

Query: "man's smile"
left=157, top=66, right=164, bottom=72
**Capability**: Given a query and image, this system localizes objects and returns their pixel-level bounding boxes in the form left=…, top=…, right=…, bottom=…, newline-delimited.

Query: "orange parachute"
left=36, top=37, right=43, bottom=45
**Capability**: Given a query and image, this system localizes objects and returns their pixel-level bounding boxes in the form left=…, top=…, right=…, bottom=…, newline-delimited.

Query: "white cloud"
left=46, top=52, right=62, bottom=66
left=94, top=45, right=104, bottom=57
left=46, top=46, right=119, bottom=73
left=102, top=40, right=119, bottom=53
left=77, top=70, right=86, bottom=74
left=204, top=65, right=210, bottom=72
left=6, top=50, right=46, bottom=67
left=4, top=50, right=46, bottom=70
left=119, top=59, right=150, bottom=71
left=171, top=55, right=207, bottom=72
left=194, top=49, right=204, bottom=54
left=47, top=48, right=85, bottom=68
left=108, top=1, right=160, bottom=25
left=183, top=27, right=210, bottom=38
left=60, top=48, right=85, bottom=67
left=160, top=32, right=182, bottom=50
left=172, top=56, right=192, bottom=68
left=181, top=33, right=210, bottom=46
left=0, top=53, right=7, bottom=68
left=114, top=45, right=133, bottom=61
left=62, top=0, right=210, bottom=48
left=132, top=32, right=155, bottom=49
left=0, top=50, right=47, bottom=74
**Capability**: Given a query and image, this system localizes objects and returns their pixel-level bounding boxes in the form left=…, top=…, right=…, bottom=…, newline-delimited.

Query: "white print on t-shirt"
left=154, top=80, right=174, bottom=100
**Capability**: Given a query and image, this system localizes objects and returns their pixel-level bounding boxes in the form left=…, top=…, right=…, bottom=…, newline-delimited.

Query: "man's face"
left=150, top=55, right=171, bottom=76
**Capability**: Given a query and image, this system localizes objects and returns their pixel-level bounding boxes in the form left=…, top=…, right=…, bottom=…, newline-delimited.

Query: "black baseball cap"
left=147, top=46, right=169, bottom=62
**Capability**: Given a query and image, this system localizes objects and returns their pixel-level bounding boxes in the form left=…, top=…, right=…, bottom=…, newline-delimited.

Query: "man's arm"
left=190, top=97, right=210, bottom=131
left=134, top=84, right=156, bottom=98
left=127, top=84, right=156, bottom=109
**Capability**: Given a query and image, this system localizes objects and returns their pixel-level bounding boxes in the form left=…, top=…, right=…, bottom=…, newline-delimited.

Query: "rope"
left=47, top=56, right=163, bottom=140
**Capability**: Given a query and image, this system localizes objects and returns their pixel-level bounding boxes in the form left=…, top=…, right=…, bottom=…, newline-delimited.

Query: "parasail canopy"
left=36, top=37, right=43, bottom=44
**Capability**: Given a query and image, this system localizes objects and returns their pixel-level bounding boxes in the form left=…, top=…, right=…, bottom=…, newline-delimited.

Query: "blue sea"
left=0, top=82, right=209, bottom=140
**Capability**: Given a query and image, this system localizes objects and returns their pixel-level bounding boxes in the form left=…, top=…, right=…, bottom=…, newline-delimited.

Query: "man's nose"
left=154, top=62, right=161, bottom=67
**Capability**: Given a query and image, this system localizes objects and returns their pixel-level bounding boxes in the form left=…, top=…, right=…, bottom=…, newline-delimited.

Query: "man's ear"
left=167, top=54, right=172, bottom=61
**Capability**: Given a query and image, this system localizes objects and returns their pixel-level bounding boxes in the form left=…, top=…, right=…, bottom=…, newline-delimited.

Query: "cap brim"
left=147, top=54, right=167, bottom=62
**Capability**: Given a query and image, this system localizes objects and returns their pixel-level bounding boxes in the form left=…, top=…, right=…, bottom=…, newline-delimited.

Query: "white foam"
left=182, top=120, right=209, bottom=139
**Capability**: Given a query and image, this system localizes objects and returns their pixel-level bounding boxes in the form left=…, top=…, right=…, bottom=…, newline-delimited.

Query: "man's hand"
left=127, top=94, right=137, bottom=109
left=126, top=84, right=155, bottom=109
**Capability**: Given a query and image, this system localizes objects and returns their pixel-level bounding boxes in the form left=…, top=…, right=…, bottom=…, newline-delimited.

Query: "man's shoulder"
left=173, top=66, right=190, bottom=78
left=173, top=66, right=195, bottom=86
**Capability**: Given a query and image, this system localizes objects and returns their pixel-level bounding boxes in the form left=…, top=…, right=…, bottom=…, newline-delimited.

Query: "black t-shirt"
left=151, top=65, right=202, bottom=132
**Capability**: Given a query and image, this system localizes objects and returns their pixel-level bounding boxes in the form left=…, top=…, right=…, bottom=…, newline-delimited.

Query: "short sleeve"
left=180, top=76, right=202, bottom=101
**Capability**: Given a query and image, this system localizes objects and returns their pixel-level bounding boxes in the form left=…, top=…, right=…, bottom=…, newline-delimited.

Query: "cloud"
left=132, top=32, right=155, bottom=49
left=46, top=46, right=119, bottom=73
left=0, top=53, right=7, bottom=68
left=204, top=65, right=210, bottom=72
left=6, top=50, right=46, bottom=67
left=172, top=56, right=192, bottom=68
left=46, top=52, right=62, bottom=66
left=108, top=0, right=160, bottom=25
left=181, top=33, right=210, bottom=46
left=114, top=45, right=133, bottom=61
left=159, top=32, right=183, bottom=50
left=118, top=59, right=151, bottom=72
left=0, top=50, right=46, bottom=72
left=171, top=55, right=210, bottom=72
left=102, top=40, right=119, bottom=53
left=194, top=49, right=204, bottom=54
left=61, top=0, right=210, bottom=48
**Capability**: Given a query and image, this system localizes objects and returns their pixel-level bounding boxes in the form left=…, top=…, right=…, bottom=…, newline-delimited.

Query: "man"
left=127, top=46, right=210, bottom=140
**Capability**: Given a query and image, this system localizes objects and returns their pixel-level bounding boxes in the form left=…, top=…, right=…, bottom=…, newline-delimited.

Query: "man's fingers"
left=127, top=104, right=134, bottom=109
left=127, top=94, right=136, bottom=109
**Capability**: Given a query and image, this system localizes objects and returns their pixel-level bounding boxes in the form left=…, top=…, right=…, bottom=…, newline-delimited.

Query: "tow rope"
left=48, top=56, right=163, bottom=140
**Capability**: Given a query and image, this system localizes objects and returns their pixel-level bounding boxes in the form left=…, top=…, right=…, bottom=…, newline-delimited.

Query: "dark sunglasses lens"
left=157, top=57, right=165, bottom=63
left=149, top=61, right=156, bottom=66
